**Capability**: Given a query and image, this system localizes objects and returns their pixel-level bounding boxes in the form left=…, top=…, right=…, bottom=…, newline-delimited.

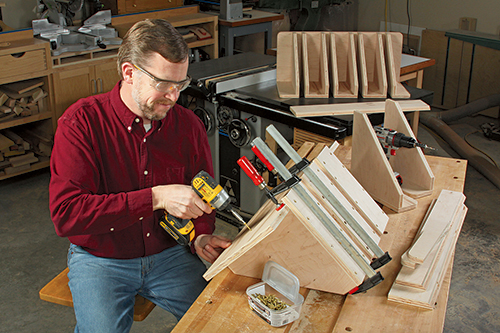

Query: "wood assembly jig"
left=276, top=31, right=411, bottom=99
left=205, top=125, right=392, bottom=295
left=351, top=99, right=435, bottom=213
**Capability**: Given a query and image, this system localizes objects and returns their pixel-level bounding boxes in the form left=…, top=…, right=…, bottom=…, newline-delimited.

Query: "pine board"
left=289, top=99, right=430, bottom=118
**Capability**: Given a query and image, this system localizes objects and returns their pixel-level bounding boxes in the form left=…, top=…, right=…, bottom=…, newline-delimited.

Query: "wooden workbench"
left=172, top=150, right=467, bottom=333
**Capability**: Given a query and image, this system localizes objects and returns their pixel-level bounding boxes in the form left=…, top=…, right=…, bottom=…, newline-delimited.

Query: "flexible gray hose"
left=419, top=94, right=500, bottom=189
left=438, top=94, right=500, bottom=123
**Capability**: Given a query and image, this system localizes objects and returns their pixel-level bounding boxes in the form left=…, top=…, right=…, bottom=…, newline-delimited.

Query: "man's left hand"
left=194, top=234, right=232, bottom=264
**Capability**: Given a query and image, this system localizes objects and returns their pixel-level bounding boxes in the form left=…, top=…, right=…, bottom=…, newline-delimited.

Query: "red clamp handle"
left=251, top=144, right=275, bottom=172
left=237, top=156, right=264, bottom=187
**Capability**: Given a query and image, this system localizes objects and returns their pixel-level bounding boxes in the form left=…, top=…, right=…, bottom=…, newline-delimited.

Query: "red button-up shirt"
left=49, top=81, right=215, bottom=259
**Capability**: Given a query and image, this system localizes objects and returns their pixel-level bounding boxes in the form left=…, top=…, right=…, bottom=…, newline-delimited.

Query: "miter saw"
left=32, top=6, right=121, bottom=56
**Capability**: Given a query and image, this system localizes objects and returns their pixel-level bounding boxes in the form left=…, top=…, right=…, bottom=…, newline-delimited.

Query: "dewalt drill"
left=159, top=170, right=251, bottom=246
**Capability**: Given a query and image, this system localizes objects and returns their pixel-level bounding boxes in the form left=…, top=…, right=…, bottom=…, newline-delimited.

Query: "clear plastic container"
left=246, top=261, right=304, bottom=327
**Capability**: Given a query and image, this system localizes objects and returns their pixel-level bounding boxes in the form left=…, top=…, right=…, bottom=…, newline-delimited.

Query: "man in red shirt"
left=49, top=19, right=231, bottom=332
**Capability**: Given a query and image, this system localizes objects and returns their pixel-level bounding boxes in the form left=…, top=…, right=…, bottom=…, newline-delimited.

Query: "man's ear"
left=121, top=62, right=135, bottom=84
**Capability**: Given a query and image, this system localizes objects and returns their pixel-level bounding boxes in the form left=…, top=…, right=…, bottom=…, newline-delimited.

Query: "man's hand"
left=152, top=184, right=212, bottom=219
left=194, top=234, right=232, bottom=264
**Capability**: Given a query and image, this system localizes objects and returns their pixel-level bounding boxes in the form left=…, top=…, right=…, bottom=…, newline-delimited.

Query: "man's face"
left=131, top=53, right=189, bottom=122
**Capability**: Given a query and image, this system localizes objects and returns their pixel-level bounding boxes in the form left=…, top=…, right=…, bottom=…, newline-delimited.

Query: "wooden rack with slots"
left=276, top=31, right=410, bottom=99
left=350, top=99, right=434, bottom=213
left=204, top=142, right=389, bottom=295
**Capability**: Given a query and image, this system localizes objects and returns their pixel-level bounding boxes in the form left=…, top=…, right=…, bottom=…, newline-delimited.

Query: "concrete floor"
left=0, top=113, right=499, bottom=333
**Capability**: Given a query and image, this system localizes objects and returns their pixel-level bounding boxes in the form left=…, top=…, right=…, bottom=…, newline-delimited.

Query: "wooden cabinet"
left=112, top=5, right=219, bottom=60
left=52, top=6, right=218, bottom=120
left=102, top=0, right=184, bottom=15
left=0, top=33, right=55, bottom=180
left=52, top=58, right=120, bottom=120
left=0, top=6, right=217, bottom=180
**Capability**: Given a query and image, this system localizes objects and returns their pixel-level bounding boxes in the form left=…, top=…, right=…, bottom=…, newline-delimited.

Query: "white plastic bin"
left=246, top=261, right=304, bottom=327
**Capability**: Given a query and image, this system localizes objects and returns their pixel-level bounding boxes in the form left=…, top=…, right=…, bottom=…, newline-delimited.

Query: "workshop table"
left=172, top=149, right=467, bottom=333
left=219, top=9, right=284, bottom=57
left=400, top=54, right=436, bottom=136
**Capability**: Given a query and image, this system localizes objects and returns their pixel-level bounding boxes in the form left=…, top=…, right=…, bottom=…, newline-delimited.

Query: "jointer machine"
left=181, top=52, right=349, bottom=224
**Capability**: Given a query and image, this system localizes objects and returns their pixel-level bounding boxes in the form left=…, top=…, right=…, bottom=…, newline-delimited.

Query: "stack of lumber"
left=277, top=31, right=410, bottom=99
left=0, top=128, right=52, bottom=176
left=0, top=78, right=47, bottom=122
left=388, top=190, right=468, bottom=309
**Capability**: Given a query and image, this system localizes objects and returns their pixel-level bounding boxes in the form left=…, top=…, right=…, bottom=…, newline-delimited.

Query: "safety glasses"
left=133, top=64, right=191, bottom=93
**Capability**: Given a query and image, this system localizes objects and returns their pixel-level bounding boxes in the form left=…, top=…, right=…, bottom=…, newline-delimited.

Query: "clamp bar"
left=252, top=137, right=377, bottom=278
left=266, top=125, right=387, bottom=260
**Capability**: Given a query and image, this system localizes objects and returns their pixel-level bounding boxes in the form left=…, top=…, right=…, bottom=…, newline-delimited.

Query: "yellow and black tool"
left=191, top=170, right=251, bottom=231
left=160, top=170, right=251, bottom=246
left=159, top=213, right=195, bottom=246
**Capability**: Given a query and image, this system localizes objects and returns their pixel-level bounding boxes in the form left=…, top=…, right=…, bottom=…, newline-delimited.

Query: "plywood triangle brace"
left=350, top=99, right=435, bottom=212
left=384, top=99, right=435, bottom=198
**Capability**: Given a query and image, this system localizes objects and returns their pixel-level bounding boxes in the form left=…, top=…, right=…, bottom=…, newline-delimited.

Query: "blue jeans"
left=67, top=243, right=208, bottom=333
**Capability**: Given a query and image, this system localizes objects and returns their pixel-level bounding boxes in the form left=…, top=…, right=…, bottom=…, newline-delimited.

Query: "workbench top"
left=172, top=151, right=467, bottom=333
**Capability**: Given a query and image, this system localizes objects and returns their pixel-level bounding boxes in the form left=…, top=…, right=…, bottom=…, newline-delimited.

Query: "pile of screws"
left=252, top=293, right=289, bottom=310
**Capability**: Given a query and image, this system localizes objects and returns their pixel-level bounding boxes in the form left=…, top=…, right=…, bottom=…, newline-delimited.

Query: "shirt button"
left=127, top=126, right=132, bottom=131
left=139, top=217, right=144, bottom=221
left=144, top=170, right=148, bottom=175
left=110, top=228, right=114, bottom=231
left=146, top=233, right=150, bottom=237
left=135, top=118, right=140, bottom=123
left=143, top=138, right=146, bottom=143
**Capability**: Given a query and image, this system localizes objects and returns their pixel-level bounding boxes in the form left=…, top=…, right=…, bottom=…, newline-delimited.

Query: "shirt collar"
left=110, top=81, right=171, bottom=133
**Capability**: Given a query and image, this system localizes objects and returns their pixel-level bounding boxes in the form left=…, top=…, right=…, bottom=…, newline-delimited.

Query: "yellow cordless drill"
left=159, top=170, right=250, bottom=245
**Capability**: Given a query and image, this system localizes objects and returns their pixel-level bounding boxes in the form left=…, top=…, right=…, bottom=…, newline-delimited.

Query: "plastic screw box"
left=246, top=261, right=304, bottom=327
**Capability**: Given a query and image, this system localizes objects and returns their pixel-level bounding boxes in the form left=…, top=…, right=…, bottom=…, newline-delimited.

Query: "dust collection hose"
left=419, top=94, right=500, bottom=189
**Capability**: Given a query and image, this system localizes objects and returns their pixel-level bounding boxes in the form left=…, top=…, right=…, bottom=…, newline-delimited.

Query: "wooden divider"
left=384, top=32, right=411, bottom=99
left=276, top=32, right=301, bottom=98
left=302, top=32, right=329, bottom=98
left=330, top=32, right=358, bottom=98
left=357, top=32, right=387, bottom=98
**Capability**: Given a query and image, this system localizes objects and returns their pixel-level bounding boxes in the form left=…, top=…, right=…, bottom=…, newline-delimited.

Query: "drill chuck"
left=393, top=132, right=418, bottom=148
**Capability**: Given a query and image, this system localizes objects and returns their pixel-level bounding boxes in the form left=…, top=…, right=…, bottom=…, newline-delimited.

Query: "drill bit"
left=415, top=142, right=437, bottom=151
left=229, top=208, right=251, bottom=231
